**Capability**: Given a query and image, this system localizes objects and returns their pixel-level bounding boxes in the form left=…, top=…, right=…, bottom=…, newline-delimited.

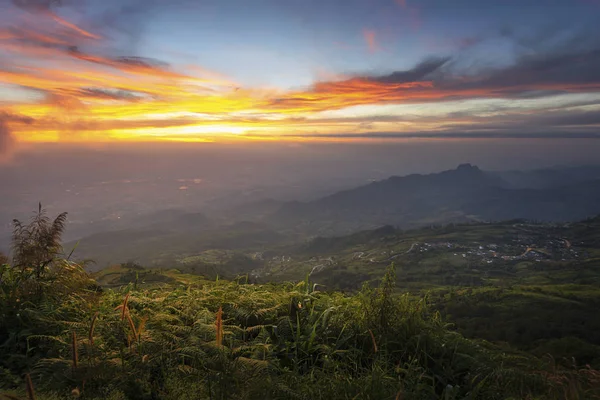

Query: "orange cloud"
left=2, top=5, right=600, bottom=145
left=363, top=29, right=380, bottom=53
left=46, top=12, right=101, bottom=40
left=268, top=77, right=600, bottom=114
left=269, top=79, right=436, bottom=113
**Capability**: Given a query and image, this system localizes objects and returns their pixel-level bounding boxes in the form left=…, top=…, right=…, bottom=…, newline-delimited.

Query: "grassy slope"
left=250, top=218, right=600, bottom=367
left=86, top=218, right=600, bottom=365
left=11, top=216, right=593, bottom=398
left=68, top=222, right=289, bottom=271
left=3, top=267, right=600, bottom=399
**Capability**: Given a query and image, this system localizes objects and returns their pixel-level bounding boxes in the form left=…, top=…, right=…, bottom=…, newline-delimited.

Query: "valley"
left=4, top=164, right=600, bottom=399
left=84, top=216, right=600, bottom=370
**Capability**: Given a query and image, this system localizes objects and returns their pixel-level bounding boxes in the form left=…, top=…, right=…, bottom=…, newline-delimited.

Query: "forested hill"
left=270, top=164, right=600, bottom=235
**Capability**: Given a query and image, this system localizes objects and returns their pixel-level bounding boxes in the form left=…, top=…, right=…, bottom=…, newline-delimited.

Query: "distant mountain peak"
left=448, top=164, right=486, bottom=181
left=270, top=164, right=600, bottom=235
left=456, top=163, right=480, bottom=172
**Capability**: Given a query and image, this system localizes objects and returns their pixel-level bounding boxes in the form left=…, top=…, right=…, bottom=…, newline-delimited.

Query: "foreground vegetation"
left=2, top=208, right=600, bottom=399
left=263, top=219, right=600, bottom=367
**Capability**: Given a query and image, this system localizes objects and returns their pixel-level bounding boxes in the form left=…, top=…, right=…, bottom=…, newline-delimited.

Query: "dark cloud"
left=503, top=90, right=570, bottom=99
left=67, top=48, right=182, bottom=78
left=367, top=57, right=451, bottom=84
left=339, top=26, right=600, bottom=94
left=537, top=109, right=600, bottom=126
left=470, top=49, right=600, bottom=90
left=113, top=56, right=169, bottom=69
left=442, top=109, right=600, bottom=133
left=359, top=45, right=600, bottom=93
left=64, top=117, right=203, bottom=131
left=450, top=25, right=600, bottom=91
left=257, top=131, right=600, bottom=140
left=0, top=113, right=35, bottom=125
left=76, top=88, right=145, bottom=101
left=272, top=28, right=600, bottom=113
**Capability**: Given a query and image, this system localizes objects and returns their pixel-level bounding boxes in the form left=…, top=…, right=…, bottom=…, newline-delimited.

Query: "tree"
left=2, top=204, right=96, bottom=321
left=11, top=202, right=67, bottom=279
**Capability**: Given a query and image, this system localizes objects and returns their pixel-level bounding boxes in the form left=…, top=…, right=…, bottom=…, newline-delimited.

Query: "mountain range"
left=55, top=163, right=600, bottom=267
left=269, top=164, right=600, bottom=235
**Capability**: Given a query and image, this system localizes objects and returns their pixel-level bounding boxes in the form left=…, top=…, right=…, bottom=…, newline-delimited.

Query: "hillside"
left=55, top=164, right=600, bottom=268
left=3, top=208, right=600, bottom=399
left=67, top=216, right=600, bottom=370
left=249, top=217, right=600, bottom=367
left=68, top=218, right=290, bottom=271
left=264, top=216, right=600, bottom=288
left=3, top=263, right=600, bottom=399
left=270, top=164, right=600, bottom=235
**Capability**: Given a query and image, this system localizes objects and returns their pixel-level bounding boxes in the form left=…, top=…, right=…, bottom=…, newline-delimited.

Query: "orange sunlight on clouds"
left=2, top=6, right=600, bottom=146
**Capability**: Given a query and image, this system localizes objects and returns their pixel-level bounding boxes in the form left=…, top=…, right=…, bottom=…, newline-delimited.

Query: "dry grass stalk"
left=215, top=306, right=224, bottom=347
left=120, top=293, right=130, bottom=321
left=395, top=389, right=403, bottom=400
left=1, top=394, right=23, bottom=400
left=137, top=316, right=148, bottom=341
left=368, top=329, right=378, bottom=353
left=126, top=313, right=138, bottom=344
left=71, top=331, right=78, bottom=370
left=25, top=373, right=36, bottom=400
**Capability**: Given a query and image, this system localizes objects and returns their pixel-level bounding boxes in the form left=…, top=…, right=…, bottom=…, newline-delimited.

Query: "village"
left=398, top=237, right=581, bottom=264
left=250, top=229, right=585, bottom=280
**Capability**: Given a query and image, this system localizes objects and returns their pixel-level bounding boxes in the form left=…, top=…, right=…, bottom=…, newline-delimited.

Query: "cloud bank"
left=0, top=0, right=599, bottom=143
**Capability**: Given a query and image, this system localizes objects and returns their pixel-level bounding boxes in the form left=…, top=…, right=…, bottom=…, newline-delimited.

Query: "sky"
left=1, top=0, right=600, bottom=158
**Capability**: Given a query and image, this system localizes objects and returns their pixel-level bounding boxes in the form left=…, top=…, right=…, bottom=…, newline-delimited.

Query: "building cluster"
left=407, top=237, right=579, bottom=264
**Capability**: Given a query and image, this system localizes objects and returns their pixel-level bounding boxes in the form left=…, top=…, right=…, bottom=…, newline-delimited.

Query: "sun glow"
left=2, top=4, right=600, bottom=147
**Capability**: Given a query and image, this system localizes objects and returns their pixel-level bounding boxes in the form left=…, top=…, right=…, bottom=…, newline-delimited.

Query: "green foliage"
left=11, top=204, right=67, bottom=279
left=0, top=207, right=99, bottom=382
left=3, top=210, right=600, bottom=399
left=258, top=218, right=600, bottom=366
left=428, top=285, right=600, bottom=367
left=1, top=263, right=599, bottom=399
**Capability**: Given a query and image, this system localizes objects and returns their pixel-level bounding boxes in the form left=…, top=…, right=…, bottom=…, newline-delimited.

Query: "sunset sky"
left=1, top=0, right=600, bottom=152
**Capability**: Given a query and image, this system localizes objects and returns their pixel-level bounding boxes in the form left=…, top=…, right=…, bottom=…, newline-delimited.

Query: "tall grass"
left=1, top=264, right=599, bottom=399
